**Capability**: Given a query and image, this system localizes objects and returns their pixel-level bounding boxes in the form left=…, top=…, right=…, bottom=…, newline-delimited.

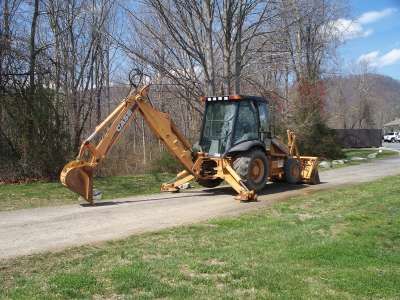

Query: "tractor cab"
left=198, top=95, right=271, bottom=156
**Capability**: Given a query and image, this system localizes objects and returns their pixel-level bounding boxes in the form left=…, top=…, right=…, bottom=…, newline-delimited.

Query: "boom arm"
left=60, top=85, right=194, bottom=203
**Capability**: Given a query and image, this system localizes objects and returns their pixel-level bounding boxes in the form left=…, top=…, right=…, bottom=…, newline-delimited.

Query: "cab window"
left=200, top=102, right=236, bottom=154
left=233, top=101, right=258, bottom=144
left=257, top=102, right=269, bottom=133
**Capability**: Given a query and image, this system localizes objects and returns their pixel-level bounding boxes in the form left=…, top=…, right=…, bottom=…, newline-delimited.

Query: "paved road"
left=1, top=156, right=400, bottom=260
left=382, top=142, right=400, bottom=151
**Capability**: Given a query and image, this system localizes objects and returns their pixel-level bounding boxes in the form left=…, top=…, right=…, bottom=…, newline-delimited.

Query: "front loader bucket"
left=299, top=156, right=320, bottom=185
left=60, top=160, right=94, bottom=204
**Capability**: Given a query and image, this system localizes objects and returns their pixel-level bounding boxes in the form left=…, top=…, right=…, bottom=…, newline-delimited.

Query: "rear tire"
left=197, top=178, right=223, bottom=188
left=233, top=149, right=268, bottom=192
left=310, top=170, right=320, bottom=185
left=284, top=158, right=301, bottom=184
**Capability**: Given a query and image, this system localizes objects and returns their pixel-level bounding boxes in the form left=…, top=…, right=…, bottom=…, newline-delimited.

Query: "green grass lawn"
left=320, top=148, right=399, bottom=171
left=0, top=173, right=175, bottom=211
left=1, top=176, right=399, bottom=299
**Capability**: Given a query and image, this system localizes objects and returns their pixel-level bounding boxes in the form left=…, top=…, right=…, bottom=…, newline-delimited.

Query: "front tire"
left=233, top=149, right=269, bottom=192
left=284, top=158, right=301, bottom=184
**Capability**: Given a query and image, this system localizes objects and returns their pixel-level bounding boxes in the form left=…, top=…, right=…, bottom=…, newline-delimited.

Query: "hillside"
left=325, top=74, right=400, bottom=129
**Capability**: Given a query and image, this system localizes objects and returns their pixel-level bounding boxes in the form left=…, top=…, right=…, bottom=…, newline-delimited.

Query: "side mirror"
left=192, top=142, right=202, bottom=153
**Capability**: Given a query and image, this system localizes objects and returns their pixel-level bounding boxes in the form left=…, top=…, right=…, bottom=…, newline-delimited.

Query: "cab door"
left=256, top=101, right=270, bottom=145
left=232, top=100, right=259, bottom=145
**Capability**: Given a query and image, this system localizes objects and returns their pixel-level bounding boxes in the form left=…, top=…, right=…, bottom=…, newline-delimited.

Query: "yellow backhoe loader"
left=60, top=85, right=319, bottom=204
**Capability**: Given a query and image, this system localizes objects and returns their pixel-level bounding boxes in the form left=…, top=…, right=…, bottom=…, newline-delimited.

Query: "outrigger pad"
left=234, top=190, right=257, bottom=202
left=60, top=160, right=94, bottom=204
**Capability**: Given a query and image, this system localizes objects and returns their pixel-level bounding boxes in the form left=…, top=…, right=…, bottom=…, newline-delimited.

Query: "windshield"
left=200, top=102, right=237, bottom=155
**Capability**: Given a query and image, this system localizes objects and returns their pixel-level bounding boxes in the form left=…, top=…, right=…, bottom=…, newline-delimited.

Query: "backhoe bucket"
left=299, top=156, right=320, bottom=185
left=60, top=160, right=94, bottom=204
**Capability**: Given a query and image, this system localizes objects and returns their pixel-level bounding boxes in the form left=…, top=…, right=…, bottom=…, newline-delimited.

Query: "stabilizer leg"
left=161, top=170, right=195, bottom=192
left=222, top=163, right=257, bottom=201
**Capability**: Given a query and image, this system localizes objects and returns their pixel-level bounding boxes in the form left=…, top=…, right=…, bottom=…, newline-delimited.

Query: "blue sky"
left=338, top=0, right=400, bottom=79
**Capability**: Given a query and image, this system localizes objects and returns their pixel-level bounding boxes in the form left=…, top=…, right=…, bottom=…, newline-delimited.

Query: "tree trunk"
left=106, top=41, right=111, bottom=114
left=234, top=30, right=242, bottom=93
left=203, top=0, right=216, bottom=95
left=142, top=118, right=146, bottom=165
left=234, top=0, right=243, bottom=94
left=29, top=0, right=40, bottom=91
left=222, top=0, right=233, bottom=94
left=1, top=0, right=11, bottom=79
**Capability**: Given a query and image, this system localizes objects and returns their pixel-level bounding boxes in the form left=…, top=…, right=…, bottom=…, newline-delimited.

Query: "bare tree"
left=0, top=0, right=352, bottom=179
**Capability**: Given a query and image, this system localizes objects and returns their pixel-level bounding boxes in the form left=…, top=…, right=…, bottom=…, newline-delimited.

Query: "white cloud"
left=358, top=49, right=400, bottom=67
left=330, top=7, right=397, bottom=41
left=357, top=51, right=380, bottom=64
left=380, top=49, right=400, bottom=66
left=330, top=18, right=373, bottom=41
left=357, top=8, right=397, bottom=24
